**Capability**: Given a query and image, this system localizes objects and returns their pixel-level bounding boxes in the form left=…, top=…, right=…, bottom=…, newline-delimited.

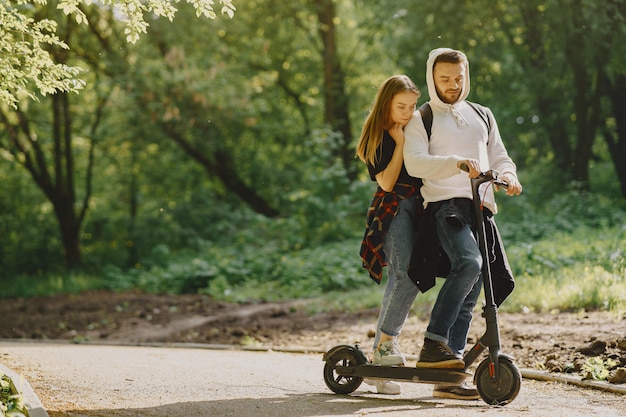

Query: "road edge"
left=0, top=363, right=49, bottom=417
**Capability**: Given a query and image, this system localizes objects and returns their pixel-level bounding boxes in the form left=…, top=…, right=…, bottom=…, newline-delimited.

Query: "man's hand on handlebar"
left=458, top=160, right=523, bottom=196
left=498, top=173, right=523, bottom=196
left=457, top=159, right=481, bottom=179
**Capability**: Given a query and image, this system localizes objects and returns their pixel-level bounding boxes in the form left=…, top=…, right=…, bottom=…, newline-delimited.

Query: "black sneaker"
left=415, top=338, right=465, bottom=369
left=433, top=382, right=480, bottom=400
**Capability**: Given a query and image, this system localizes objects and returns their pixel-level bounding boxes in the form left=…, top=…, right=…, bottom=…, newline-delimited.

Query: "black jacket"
left=408, top=198, right=515, bottom=307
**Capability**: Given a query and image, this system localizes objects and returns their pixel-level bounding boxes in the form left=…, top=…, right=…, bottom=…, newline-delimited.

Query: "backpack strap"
left=417, top=102, right=433, bottom=140
left=467, top=101, right=492, bottom=136
left=418, top=101, right=491, bottom=142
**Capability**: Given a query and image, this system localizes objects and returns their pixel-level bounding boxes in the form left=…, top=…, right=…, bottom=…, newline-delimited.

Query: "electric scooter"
left=322, top=168, right=522, bottom=405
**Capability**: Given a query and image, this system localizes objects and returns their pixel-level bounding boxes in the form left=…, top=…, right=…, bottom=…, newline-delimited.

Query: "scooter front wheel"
left=323, top=346, right=365, bottom=394
left=474, top=356, right=521, bottom=405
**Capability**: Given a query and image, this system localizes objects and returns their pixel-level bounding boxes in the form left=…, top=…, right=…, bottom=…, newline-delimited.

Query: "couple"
left=357, top=48, right=523, bottom=399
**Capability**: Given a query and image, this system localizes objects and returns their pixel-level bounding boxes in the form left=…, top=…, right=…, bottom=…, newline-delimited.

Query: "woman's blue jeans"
left=424, top=200, right=483, bottom=355
left=373, top=197, right=420, bottom=351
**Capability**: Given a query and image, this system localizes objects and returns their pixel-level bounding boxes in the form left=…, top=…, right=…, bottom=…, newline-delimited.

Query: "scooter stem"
left=470, top=172, right=502, bottom=379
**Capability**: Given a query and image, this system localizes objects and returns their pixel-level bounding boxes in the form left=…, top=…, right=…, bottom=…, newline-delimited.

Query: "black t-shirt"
left=366, top=130, right=420, bottom=186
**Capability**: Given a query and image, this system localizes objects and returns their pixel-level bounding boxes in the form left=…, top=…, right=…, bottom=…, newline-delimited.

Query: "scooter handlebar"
left=459, top=163, right=509, bottom=189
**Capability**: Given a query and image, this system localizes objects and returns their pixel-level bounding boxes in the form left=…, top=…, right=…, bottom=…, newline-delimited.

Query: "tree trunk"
left=511, top=2, right=573, bottom=173
left=313, top=0, right=357, bottom=181
left=605, top=74, right=626, bottom=198
left=566, top=6, right=604, bottom=189
left=49, top=93, right=83, bottom=269
left=0, top=91, right=91, bottom=270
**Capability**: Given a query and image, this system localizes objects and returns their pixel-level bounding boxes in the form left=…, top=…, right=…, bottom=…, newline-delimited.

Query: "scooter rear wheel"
left=474, top=356, right=521, bottom=405
left=323, top=346, right=364, bottom=394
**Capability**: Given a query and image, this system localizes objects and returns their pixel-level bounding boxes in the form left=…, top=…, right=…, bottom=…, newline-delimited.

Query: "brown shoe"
left=433, top=382, right=480, bottom=400
left=415, top=338, right=464, bottom=369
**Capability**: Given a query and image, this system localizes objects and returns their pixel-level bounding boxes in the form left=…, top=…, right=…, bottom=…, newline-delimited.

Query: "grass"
left=503, top=265, right=626, bottom=314
left=0, top=272, right=102, bottom=299
left=502, top=225, right=626, bottom=314
left=204, top=221, right=626, bottom=315
left=1, top=208, right=625, bottom=317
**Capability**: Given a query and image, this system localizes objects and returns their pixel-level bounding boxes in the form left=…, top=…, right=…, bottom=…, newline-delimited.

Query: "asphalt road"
left=1, top=341, right=625, bottom=417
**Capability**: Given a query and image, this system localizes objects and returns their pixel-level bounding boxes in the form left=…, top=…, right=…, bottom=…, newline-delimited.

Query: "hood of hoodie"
left=426, top=48, right=470, bottom=111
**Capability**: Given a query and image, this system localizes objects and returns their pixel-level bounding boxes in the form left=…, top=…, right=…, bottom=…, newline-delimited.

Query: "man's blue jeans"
left=373, top=196, right=420, bottom=351
left=424, top=199, right=483, bottom=356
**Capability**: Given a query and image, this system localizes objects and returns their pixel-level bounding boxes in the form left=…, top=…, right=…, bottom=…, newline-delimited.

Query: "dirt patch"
left=1, top=291, right=625, bottom=384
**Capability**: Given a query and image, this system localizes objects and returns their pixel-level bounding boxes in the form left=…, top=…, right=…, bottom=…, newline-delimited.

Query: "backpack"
left=418, top=101, right=491, bottom=140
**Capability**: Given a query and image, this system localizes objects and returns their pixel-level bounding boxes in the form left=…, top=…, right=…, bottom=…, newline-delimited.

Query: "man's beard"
left=436, top=87, right=461, bottom=104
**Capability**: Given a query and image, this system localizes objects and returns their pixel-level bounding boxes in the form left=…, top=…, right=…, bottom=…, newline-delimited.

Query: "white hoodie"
left=403, top=48, right=517, bottom=213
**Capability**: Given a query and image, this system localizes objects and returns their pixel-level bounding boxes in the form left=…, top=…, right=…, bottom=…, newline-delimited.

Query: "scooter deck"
left=335, top=363, right=470, bottom=386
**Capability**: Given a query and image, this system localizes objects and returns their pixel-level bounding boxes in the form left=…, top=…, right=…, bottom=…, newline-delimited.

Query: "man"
left=403, top=48, right=522, bottom=399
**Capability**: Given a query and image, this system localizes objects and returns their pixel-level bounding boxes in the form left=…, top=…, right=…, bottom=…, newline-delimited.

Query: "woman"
left=357, top=74, right=422, bottom=395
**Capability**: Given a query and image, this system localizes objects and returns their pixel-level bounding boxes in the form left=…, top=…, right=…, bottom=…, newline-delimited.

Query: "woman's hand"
left=388, top=123, right=405, bottom=145
left=375, top=124, right=406, bottom=192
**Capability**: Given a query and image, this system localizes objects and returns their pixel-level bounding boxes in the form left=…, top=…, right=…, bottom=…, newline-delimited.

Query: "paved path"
left=1, top=341, right=625, bottom=417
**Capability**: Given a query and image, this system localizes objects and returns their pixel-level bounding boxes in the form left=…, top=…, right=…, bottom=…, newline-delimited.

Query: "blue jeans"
left=373, top=197, right=421, bottom=351
left=424, top=200, right=483, bottom=355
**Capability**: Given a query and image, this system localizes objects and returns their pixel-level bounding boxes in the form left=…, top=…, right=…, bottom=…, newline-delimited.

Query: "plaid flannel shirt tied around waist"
left=359, top=183, right=421, bottom=284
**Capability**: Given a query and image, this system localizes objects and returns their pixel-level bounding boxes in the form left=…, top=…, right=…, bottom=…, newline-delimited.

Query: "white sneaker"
left=363, top=379, right=402, bottom=395
left=372, top=339, right=406, bottom=366
left=363, top=338, right=404, bottom=395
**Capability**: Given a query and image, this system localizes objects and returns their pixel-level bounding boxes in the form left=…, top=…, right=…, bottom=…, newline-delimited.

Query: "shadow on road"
left=45, top=392, right=491, bottom=417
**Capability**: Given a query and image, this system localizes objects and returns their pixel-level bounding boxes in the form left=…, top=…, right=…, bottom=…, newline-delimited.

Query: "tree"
left=604, top=74, right=626, bottom=198
left=501, top=0, right=626, bottom=191
left=0, top=4, right=116, bottom=269
left=0, top=0, right=235, bottom=109
left=311, top=0, right=355, bottom=180
left=0, top=0, right=236, bottom=269
left=117, top=0, right=364, bottom=217
left=388, top=0, right=626, bottom=195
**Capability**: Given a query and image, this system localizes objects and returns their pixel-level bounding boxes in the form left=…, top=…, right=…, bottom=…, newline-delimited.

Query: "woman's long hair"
left=356, top=75, right=420, bottom=166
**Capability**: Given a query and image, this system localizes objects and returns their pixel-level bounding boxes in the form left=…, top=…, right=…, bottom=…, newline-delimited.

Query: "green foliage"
left=98, top=235, right=367, bottom=302
left=494, top=167, right=626, bottom=314
left=58, top=0, right=235, bottom=42
left=495, top=163, right=626, bottom=243
left=0, top=373, right=28, bottom=417
left=1, top=0, right=626, bottom=322
left=0, top=166, right=65, bottom=276
left=283, top=127, right=372, bottom=244
left=0, top=0, right=236, bottom=107
left=581, top=357, right=617, bottom=381
left=3, top=180, right=625, bottom=317
left=0, top=2, right=85, bottom=108
left=0, top=271, right=105, bottom=298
